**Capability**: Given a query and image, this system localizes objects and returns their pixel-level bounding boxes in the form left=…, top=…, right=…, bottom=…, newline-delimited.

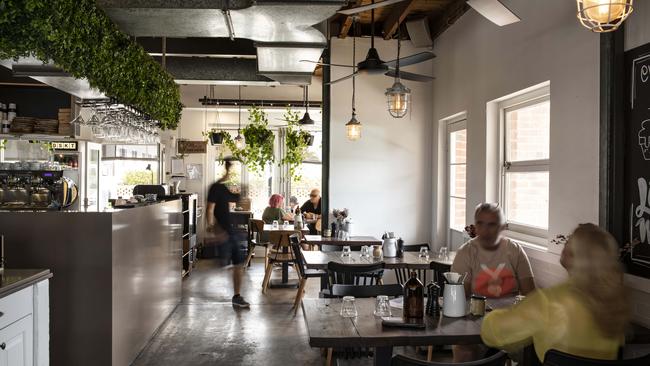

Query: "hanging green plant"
left=281, top=108, right=311, bottom=181
left=0, top=0, right=182, bottom=129
left=202, top=129, right=224, bottom=145
left=221, top=106, right=274, bottom=175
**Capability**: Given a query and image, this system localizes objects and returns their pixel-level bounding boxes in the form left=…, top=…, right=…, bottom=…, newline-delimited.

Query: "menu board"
left=624, top=43, right=650, bottom=278
left=177, top=140, right=206, bottom=154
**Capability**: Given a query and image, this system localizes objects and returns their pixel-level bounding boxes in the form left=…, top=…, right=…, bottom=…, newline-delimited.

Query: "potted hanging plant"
left=222, top=106, right=275, bottom=175
left=281, top=108, right=311, bottom=181
left=202, top=129, right=225, bottom=145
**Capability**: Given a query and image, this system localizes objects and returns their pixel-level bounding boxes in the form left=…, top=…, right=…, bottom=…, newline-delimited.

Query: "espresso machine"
left=0, top=170, right=78, bottom=210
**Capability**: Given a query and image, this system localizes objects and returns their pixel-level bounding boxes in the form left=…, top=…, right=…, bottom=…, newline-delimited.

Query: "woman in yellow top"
left=480, top=223, right=629, bottom=362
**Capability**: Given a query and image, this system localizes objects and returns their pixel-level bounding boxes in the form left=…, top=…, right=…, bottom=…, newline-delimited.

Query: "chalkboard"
left=177, top=140, right=206, bottom=154
left=624, top=43, right=650, bottom=279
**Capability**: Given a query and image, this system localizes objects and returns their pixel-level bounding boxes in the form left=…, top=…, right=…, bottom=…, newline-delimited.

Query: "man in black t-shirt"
left=206, top=160, right=249, bottom=308
left=300, top=188, right=321, bottom=219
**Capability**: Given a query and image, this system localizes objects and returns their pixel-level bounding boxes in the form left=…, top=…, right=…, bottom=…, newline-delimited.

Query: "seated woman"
left=262, top=194, right=294, bottom=224
left=481, top=223, right=628, bottom=363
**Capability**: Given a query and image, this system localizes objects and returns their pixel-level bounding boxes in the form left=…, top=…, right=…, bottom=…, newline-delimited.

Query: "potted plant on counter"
left=222, top=106, right=275, bottom=175
left=280, top=108, right=311, bottom=181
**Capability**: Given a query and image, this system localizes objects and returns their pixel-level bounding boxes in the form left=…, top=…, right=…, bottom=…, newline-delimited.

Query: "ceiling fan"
left=302, top=2, right=434, bottom=85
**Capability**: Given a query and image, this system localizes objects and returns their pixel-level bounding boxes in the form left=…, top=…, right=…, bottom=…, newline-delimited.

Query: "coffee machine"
left=0, top=170, right=78, bottom=210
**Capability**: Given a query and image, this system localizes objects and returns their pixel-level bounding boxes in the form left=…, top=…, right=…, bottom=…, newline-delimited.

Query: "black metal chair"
left=394, top=244, right=435, bottom=286
left=331, top=283, right=403, bottom=298
left=392, top=351, right=508, bottom=366
left=290, top=234, right=327, bottom=313
left=327, top=261, right=386, bottom=296
left=245, top=219, right=270, bottom=268
left=543, top=349, right=650, bottom=366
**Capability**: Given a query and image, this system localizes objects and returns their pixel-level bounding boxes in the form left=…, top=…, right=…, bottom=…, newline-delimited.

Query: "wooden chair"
left=543, top=349, right=650, bottom=366
left=392, top=351, right=508, bottom=366
left=290, top=234, right=327, bottom=313
left=330, top=283, right=403, bottom=298
left=394, top=244, right=435, bottom=286
left=261, top=230, right=298, bottom=293
left=245, top=219, right=270, bottom=269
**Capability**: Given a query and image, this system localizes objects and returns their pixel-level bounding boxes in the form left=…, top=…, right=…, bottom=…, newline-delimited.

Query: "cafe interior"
left=1, top=0, right=650, bottom=365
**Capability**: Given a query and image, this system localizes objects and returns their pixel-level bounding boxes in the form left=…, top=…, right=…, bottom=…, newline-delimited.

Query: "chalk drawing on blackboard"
left=630, top=180, right=650, bottom=267
left=638, top=120, right=650, bottom=160
left=631, top=54, right=650, bottom=109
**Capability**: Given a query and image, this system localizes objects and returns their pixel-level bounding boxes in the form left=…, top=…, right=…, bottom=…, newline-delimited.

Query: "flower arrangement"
left=333, top=208, right=349, bottom=222
left=550, top=234, right=568, bottom=246
left=464, top=224, right=477, bottom=238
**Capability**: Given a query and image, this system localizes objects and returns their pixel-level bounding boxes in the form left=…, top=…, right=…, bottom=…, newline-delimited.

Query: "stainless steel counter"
left=0, top=199, right=183, bottom=366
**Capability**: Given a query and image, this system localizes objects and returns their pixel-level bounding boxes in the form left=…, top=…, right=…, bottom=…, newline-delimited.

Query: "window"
left=501, top=89, right=550, bottom=238
left=290, top=131, right=322, bottom=207
left=447, top=119, right=467, bottom=246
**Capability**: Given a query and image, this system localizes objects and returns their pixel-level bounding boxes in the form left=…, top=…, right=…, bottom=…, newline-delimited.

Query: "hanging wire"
left=395, top=25, right=401, bottom=81
left=238, top=85, right=242, bottom=132
left=352, top=17, right=357, bottom=117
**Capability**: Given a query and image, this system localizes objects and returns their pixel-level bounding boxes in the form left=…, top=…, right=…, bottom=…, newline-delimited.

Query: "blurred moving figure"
left=481, top=223, right=629, bottom=363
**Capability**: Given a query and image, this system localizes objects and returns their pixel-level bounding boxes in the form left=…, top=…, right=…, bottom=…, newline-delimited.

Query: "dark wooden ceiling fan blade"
left=326, top=72, right=359, bottom=85
left=386, top=70, right=434, bottom=82
left=299, top=60, right=356, bottom=68
left=384, top=52, right=436, bottom=68
left=337, top=0, right=408, bottom=15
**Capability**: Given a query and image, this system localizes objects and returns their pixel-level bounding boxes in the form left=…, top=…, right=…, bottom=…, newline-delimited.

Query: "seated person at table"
left=262, top=194, right=294, bottom=224
left=300, top=189, right=321, bottom=219
left=289, top=196, right=300, bottom=213
left=451, top=202, right=535, bottom=362
left=481, top=223, right=628, bottom=363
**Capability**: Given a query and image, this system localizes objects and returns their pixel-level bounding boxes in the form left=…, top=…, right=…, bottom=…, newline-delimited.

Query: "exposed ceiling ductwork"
left=96, top=0, right=347, bottom=85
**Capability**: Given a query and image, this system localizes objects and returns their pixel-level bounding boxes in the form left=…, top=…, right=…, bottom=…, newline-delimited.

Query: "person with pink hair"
left=262, top=194, right=294, bottom=224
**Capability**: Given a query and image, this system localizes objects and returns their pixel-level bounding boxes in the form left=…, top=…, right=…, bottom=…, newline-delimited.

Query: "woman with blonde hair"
left=481, top=223, right=629, bottom=362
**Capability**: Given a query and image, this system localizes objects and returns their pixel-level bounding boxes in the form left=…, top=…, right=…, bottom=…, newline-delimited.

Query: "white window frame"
left=499, top=86, right=550, bottom=242
left=446, top=116, right=467, bottom=243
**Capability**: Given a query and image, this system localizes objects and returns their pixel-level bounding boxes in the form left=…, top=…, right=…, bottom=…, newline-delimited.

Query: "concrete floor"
left=132, top=258, right=446, bottom=366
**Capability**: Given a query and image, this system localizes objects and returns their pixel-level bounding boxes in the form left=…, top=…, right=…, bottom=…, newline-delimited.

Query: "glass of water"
left=272, top=220, right=279, bottom=230
left=439, top=247, right=449, bottom=260
left=341, top=246, right=351, bottom=257
left=419, top=247, right=430, bottom=260
left=360, top=245, right=370, bottom=258
left=340, top=296, right=358, bottom=318
left=283, top=220, right=289, bottom=228
left=374, top=295, right=392, bottom=317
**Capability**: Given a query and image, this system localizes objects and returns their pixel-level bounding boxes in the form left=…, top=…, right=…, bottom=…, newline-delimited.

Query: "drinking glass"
left=341, top=246, right=351, bottom=257
left=439, top=247, right=449, bottom=260
left=419, top=247, right=430, bottom=260
left=283, top=220, right=290, bottom=228
left=340, top=296, right=358, bottom=318
left=360, top=245, right=370, bottom=258
left=272, top=220, right=279, bottom=230
left=374, top=295, right=392, bottom=317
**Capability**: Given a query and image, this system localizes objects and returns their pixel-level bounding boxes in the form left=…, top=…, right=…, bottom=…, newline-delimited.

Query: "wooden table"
left=303, top=298, right=509, bottom=366
left=263, top=224, right=309, bottom=288
left=303, top=235, right=381, bottom=247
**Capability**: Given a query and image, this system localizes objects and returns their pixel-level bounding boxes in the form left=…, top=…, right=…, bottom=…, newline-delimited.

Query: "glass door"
left=85, top=142, right=102, bottom=209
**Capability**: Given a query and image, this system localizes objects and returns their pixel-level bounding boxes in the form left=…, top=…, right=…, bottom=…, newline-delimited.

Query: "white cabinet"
left=0, top=315, right=33, bottom=366
left=0, top=280, right=49, bottom=366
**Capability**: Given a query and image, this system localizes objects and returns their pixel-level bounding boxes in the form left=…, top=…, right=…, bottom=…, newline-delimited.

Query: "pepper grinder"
left=425, top=281, right=441, bottom=316
left=0, top=235, right=5, bottom=274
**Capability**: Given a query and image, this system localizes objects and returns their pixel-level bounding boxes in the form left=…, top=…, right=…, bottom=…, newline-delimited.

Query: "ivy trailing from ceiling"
left=0, top=0, right=182, bottom=129
left=221, top=106, right=275, bottom=175
left=281, top=108, right=310, bottom=181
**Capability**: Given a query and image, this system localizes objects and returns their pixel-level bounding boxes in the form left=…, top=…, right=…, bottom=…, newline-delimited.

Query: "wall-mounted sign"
left=177, top=140, right=206, bottom=154
left=51, top=141, right=78, bottom=151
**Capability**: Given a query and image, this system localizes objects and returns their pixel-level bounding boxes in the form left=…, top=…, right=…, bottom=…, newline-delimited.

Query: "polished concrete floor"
left=132, top=257, right=441, bottom=366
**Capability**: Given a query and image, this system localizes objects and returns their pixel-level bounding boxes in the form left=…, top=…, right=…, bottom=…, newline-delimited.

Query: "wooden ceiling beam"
left=382, top=0, right=417, bottom=40
left=337, top=0, right=364, bottom=39
left=428, top=0, right=470, bottom=41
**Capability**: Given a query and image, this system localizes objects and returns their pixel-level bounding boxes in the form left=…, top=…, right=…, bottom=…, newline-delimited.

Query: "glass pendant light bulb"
left=577, top=0, right=633, bottom=32
left=385, top=81, right=411, bottom=118
left=346, top=114, right=362, bottom=141
left=234, top=133, right=245, bottom=149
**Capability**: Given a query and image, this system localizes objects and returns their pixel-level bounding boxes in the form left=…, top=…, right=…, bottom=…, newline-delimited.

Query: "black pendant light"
left=234, top=85, right=245, bottom=149
left=299, top=85, right=315, bottom=126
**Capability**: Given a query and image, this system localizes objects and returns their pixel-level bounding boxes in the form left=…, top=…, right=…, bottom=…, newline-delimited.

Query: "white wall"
left=431, top=0, right=650, bottom=326
left=329, top=37, right=434, bottom=245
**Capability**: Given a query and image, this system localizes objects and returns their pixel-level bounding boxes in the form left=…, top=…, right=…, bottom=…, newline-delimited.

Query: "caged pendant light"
left=234, top=85, right=245, bottom=149
left=577, top=0, right=633, bottom=33
left=346, top=18, right=362, bottom=141
left=385, top=26, right=411, bottom=118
